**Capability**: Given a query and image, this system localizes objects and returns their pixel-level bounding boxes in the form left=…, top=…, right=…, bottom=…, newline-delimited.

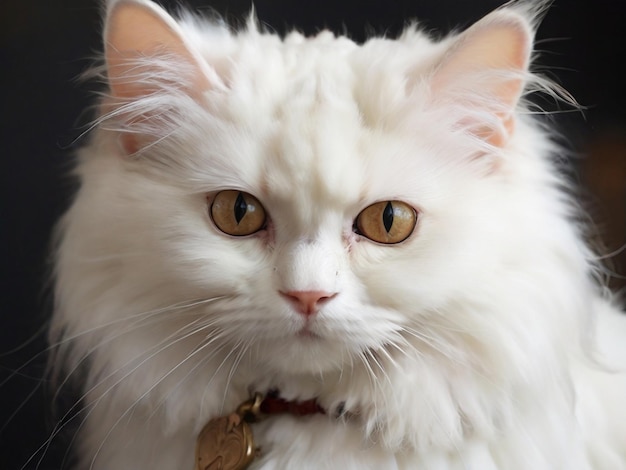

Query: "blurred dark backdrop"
left=1, top=0, right=625, bottom=468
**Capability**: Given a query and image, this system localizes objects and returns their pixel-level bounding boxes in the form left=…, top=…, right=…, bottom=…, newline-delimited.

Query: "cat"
left=49, top=0, right=626, bottom=468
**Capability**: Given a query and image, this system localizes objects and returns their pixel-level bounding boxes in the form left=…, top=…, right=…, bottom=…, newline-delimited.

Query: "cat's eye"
left=354, top=201, right=417, bottom=244
left=210, top=190, right=266, bottom=236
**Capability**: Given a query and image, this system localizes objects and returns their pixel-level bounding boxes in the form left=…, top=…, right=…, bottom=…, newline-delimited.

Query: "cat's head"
left=55, top=0, right=586, bottom=400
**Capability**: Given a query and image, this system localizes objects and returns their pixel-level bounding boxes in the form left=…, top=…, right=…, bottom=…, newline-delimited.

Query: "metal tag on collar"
left=195, top=393, right=263, bottom=470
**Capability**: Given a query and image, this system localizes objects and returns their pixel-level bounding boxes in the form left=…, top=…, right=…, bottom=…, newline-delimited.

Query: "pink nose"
left=280, top=290, right=338, bottom=316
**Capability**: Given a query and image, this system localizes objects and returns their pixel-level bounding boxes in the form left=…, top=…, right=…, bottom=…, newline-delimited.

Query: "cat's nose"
left=280, top=290, right=338, bottom=316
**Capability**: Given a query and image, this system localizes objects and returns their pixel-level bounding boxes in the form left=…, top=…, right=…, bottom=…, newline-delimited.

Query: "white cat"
left=50, top=0, right=626, bottom=468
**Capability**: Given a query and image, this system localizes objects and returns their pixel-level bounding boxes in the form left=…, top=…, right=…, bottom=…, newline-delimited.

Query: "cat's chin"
left=294, top=329, right=321, bottom=341
left=255, top=336, right=353, bottom=375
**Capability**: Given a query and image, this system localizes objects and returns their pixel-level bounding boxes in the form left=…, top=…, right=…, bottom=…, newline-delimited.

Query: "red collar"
left=259, top=390, right=326, bottom=417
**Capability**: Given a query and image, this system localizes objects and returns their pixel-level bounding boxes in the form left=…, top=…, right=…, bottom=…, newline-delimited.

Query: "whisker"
left=3, top=297, right=225, bottom=392
left=0, top=381, right=41, bottom=435
left=357, top=350, right=380, bottom=394
left=400, top=325, right=464, bottom=363
left=34, top=296, right=226, bottom=466
left=37, top=308, right=229, bottom=467
left=51, top=298, right=225, bottom=401
left=88, top=326, right=236, bottom=468
left=55, top=296, right=228, bottom=350
left=0, top=322, right=50, bottom=357
left=221, top=336, right=255, bottom=409
left=147, top=325, right=249, bottom=420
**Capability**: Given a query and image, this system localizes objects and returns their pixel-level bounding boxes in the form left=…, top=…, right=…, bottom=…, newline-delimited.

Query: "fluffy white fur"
left=50, top=0, right=626, bottom=468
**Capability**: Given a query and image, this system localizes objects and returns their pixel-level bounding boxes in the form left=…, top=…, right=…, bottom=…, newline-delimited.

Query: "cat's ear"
left=429, top=9, right=532, bottom=147
left=104, top=0, right=224, bottom=155
left=105, top=0, right=219, bottom=99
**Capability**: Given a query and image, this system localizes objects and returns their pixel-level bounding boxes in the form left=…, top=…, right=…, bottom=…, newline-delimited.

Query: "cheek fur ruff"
left=48, top=1, right=626, bottom=469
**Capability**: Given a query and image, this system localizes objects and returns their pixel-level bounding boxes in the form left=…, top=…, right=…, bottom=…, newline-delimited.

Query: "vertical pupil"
left=382, top=202, right=394, bottom=233
left=234, top=192, right=247, bottom=224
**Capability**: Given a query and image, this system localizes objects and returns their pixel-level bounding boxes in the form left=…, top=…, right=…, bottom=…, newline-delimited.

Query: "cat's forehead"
left=219, top=39, right=427, bottom=135
left=260, top=94, right=366, bottom=211
left=183, top=25, right=449, bottom=216
left=189, top=23, right=443, bottom=117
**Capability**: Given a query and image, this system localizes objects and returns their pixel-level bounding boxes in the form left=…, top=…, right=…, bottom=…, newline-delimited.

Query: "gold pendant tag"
left=195, top=394, right=263, bottom=470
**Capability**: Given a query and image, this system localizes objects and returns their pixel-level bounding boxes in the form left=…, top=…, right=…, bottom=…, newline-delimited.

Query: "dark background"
left=1, top=0, right=625, bottom=468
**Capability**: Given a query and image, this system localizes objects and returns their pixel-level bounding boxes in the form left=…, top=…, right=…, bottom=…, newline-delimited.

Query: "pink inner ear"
left=430, top=13, right=532, bottom=147
left=119, top=133, right=140, bottom=156
left=105, top=0, right=213, bottom=101
left=103, top=0, right=220, bottom=156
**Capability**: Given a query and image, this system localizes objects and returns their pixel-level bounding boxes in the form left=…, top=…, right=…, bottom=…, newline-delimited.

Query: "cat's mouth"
left=296, top=329, right=320, bottom=339
left=295, top=323, right=321, bottom=340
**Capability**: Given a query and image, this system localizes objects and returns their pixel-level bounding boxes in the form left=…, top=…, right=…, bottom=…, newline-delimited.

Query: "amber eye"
left=210, top=190, right=266, bottom=236
left=354, top=201, right=417, bottom=244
